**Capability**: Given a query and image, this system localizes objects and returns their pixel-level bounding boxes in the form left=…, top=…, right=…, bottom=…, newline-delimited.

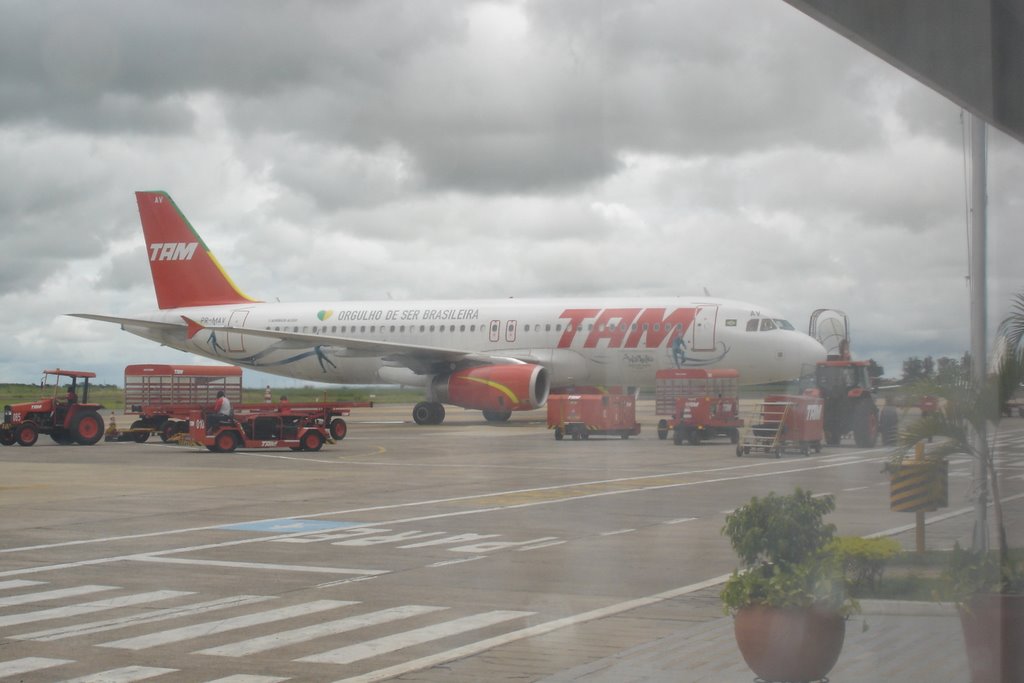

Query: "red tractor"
left=1, top=369, right=106, bottom=447
left=811, top=360, right=880, bottom=447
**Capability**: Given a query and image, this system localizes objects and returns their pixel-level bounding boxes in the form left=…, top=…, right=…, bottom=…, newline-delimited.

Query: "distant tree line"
left=900, top=353, right=971, bottom=384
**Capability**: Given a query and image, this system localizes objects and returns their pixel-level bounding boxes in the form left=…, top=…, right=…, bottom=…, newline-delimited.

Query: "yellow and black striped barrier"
left=890, top=460, right=948, bottom=512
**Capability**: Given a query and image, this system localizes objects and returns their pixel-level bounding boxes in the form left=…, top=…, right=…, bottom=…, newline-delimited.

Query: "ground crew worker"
left=211, top=390, right=232, bottom=428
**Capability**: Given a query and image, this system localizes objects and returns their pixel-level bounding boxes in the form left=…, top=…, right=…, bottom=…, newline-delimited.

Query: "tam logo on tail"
left=149, top=242, right=198, bottom=262
left=136, top=191, right=257, bottom=309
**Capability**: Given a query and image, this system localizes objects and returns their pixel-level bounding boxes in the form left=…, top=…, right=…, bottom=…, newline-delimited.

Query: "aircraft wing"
left=184, top=319, right=530, bottom=375
left=69, top=313, right=188, bottom=333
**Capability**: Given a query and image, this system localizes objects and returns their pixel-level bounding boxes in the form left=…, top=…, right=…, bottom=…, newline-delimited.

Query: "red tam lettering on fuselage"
left=557, top=307, right=697, bottom=349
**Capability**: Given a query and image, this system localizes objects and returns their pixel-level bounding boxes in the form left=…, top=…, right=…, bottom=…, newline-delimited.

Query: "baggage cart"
left=547, top=392, right=641, bottom=440
left=653, top=368, right=742, bottom=443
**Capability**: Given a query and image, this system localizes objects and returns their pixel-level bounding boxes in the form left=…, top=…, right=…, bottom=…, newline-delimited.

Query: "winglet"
left=182, top=316, right=204, bottom=340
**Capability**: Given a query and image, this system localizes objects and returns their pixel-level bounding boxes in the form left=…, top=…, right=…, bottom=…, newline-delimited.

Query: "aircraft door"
left=505, top=320, right=518, bottom=343
left=227, top=310, right=250, bottom=352
left=690, top=305, right=718, bottom=352
left=489, top=320, right=501, bottom=343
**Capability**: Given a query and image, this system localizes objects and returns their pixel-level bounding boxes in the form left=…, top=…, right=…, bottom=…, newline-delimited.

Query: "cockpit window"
left=746, top=319, right=759, bottom=332
left=759, top=319, right=777, bottom=331
left=774, top=319, right=795, bottom=331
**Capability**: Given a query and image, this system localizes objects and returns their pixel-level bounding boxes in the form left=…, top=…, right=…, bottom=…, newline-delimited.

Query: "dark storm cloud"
left=0, top=0, right=892, bottom=196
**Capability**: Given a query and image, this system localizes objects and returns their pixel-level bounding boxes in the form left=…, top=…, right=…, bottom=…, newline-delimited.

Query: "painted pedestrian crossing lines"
left=0, top=580, right=534, bottom=681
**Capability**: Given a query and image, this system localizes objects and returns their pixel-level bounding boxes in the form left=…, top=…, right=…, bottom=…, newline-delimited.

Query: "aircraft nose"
left=795, top=333, right=828, bottom=374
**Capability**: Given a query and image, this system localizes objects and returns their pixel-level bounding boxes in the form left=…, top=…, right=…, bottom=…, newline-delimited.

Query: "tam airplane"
left=74, top=191, right=827, bottom=425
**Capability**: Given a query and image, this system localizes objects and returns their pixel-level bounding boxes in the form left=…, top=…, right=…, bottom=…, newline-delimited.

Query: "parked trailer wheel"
left=16, top=423, right=38, bottom=447
left=329, top=418, right=347, bottom=441
left=130, top=420, right=151, bottom=443
left=71, top=411, right=104, bottom=445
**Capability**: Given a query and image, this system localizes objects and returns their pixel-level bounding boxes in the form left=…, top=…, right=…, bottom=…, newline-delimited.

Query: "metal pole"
left=969, top=113, right=988, bottom=553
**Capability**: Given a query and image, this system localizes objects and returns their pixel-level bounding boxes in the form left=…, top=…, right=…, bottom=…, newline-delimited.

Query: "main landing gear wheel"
left=412, top=402, right=445, bottom=425
left=482, top=410, right=512, bottom=423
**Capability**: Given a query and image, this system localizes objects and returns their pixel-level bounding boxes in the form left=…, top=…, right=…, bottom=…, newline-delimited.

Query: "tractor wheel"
left=329, top=418, right=347, bottom=441
left=554, top=427, right=564, bottom=441
left=673, top=427, right=684, bottom=445
left=71, top=411, right=104, bottom=446
left=657, top=420, right=669, bottom=440
left=16, top=423, right=38, bottom=447
left=0, top=430, right=15, bottom=446
left=687, top=428, right=701, bottom=446
left=301, top=430, right=324, bottom=452
left=853, top=401, right=879, bottom=448
left=729, top=428, right=740, bottom=444
left=214, top=430, right=239, bottom=453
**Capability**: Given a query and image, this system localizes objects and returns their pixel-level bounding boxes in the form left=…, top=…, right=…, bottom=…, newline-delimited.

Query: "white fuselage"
left=121, top=297, right=826, bottom=389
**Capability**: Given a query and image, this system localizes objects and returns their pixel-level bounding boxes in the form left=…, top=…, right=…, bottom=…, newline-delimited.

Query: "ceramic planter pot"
left=958, top=593, right=1024, bottom=683
left=733, top=605, right=846, bottom=682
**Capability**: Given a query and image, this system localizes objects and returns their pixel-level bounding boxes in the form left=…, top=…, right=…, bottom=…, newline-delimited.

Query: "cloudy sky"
left=1, top=0, right=1021, bottom=387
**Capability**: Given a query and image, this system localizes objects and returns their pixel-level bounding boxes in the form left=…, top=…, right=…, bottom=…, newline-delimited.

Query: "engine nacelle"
left=431, top=364, right=550, bottom=412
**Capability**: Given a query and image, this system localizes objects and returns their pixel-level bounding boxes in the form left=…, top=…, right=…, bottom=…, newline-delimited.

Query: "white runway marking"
left=0, top=584, right=116, bottom=607
left=0, top=579, right=45, bottom=591
left=205, top=677, right=291, bottom=683
left=61, top=665, right=177, bottom=682
left=0, top=590, right=193, bottom=628
left=196, top=605, right=448, bottom=657
left=0, top=657, right=72, bottom=677
left=299, top=610, right=533, bottom=665
left=99, top=600, right=355, bottom=651
left=128, top=554, right=389, bottom=576
left=12, top=595, right=273, bottom=642
left=662, top=517, right=697, bottom=524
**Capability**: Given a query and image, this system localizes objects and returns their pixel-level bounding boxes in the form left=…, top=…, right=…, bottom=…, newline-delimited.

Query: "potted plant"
left=889, top=291, right=1024, bottom=683
left=720, top=488, right=857, bottom=683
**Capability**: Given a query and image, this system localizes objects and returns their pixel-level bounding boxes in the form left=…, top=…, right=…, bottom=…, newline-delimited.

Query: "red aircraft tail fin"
left=135, top=191, right=256, bottom=310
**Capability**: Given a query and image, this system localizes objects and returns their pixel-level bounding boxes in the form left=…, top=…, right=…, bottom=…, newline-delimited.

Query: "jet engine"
left=431, top=364, right=550, bottom=412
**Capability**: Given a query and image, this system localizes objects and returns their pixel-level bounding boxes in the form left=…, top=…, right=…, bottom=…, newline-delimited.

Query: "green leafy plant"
left=720, top=488, right=858, bottom=617
left=828, top=536, right=901, bottom=594
left=941, top=542, right=1024, bottom=601
left=890, top=290, right=1024, bottom=599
